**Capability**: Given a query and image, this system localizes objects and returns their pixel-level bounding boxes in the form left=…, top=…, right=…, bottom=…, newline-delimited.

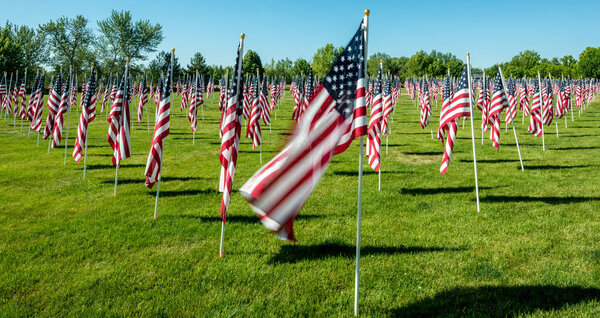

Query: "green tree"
left=367, top=52, right=391, bottom=77
left=578, top=47, right=600, bottom=79
left=39, top=15, right=94, bottom=76
left=147, top=50, right=181, bottom=82
left=292, top=58, right=310, bottom=77
left=243, top=50, right=263, bottom=77
left=4, top=23, right=47, bottom=72
left=97, top=10, right=163, bottom=73
left=274, top=58, right=293, bottom=82
left=312, top=43, right=343, bottom=78
left=406, top=50, right=433, bottom=77
left=0, top=25, right=24, bottom=73
left=186, top=52, right=209, bottom=79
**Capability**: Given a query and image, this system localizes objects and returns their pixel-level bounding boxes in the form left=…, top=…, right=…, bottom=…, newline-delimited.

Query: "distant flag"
left=138, top=75, right=148, bottom=123
left=528, top=77, right=543, bottom=138
left=30, top=73, right=45, bottom=133
left=246, top=76, right=261, bottom=149
left=488, top=73, right=508, bottom=149
left=73, top=67, right=96, bottom=163
left=43, top=74, right=62, bottom=140
left=107, top=73, right=131, bottom=167
left=365, top=61, right=383, bottom=171
left=51, top=73, right=71, bottom=148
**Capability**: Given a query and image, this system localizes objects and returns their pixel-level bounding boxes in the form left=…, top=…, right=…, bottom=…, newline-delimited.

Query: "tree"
left=147, top=51, right=181, bottom=82
left=243, top=50, right=263, bottom=77
left=406, top=50, right=433, bottom=77
left=3, top=22, right=47, bottom=72
left=274, top=58, right=293, bottom=81
left=39, top=15, right=94, bottom=76
left=292, top=58, right=310, bottom=77
left=97, top=10, right=163, bottom=73
left=0, top=25, right=24, bottom=73
left=312, top=43, right=343, bottom=78
left=367, top=52, right=391, bottom=77
left=578, top=47, right=600, bottom=79
left=186, top=52, right=209, bottom=79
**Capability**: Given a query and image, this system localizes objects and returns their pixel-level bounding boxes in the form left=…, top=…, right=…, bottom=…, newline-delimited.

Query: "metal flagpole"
left=114, top=60, right=129, bottom=196
left=537, top=72, right=545, bottom=152
left=13, top=70, right=18, bottom=128
left=498, top=66, right=524, bottom=171
left=64, top=66, right=73, bottom=165
left=355, top=9, right=368, bottom=316
left=154, top=49, right=175, bottom=219
left=193, top=71, right=198, bottom=145
left=147, top=75, right=151, bottom=133
left=466, top=53, right=480, bottom=212
left=20, top=69, right=27, bottom=135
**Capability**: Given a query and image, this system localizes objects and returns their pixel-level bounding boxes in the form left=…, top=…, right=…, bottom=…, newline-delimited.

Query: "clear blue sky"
left=2, top=0, right=599, bottom=69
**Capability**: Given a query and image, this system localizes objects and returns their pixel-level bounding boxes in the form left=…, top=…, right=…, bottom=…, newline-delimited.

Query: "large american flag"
left=73, top=68, right=96, bottom=163
left=145, top=59, right=172, bottom=188
left=439, top=66, right=471, bottom=174
left=365, top=62, right=383, bottom=171
left=240, top=20, right=367, bottom=241
left=219, top=37, right=244, bottom=223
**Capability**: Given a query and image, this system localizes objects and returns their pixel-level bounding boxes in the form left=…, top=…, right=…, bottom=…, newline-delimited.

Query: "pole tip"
left=364, top=9, right=370, bottom=16
left=91, top=62, right=94, bottom=66
left=126, top=58, right=130, bottom=62
left=380, top=59, right=383, bottom=63
left=240, top=33, right=245, bottom=39
left=171, top=48, right=175, bottom=52
left=60, top=66, right=63, bottom=70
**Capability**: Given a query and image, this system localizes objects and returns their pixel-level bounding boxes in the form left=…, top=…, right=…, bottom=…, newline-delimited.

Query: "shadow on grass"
left=268, top=242, right=463, bottom=264
left=390, top=285, right=600, bottom=317
left=551, top=146, right=600, bottom=150
left=80, top=163, right=145, bottom=170
left=459, top=159, right=528, bottom=163
left=522, top=164, right=591, bottom=170
left=102, top=176, right=208, bottom=185
left=401, top=186, right=493, bottom=195
left=165, top=214, right=323, bottom=224
left=481, top=195, right=600, bottom=204
left=148, top=188, right=220, bottom=197
left=333, top=170, right=404, bottom=176
left=403, top=151, right=441, bottom=156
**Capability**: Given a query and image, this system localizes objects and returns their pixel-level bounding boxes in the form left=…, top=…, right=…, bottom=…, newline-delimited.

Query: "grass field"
left=1, top=89, right=600, bottom=317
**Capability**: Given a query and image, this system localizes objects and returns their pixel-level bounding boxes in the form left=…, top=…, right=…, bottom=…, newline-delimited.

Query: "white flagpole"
left=219, top=36, right=244, bottom=257
left=466, top=53, right=480, bottom=212
left=498, top=66, right=524, bottom=171
left=154, top=49, right=175, bottom=220
left=355, top=9, right=369, bottom=316
left=114, top=60, right=129, bottom=196
left=64, top=66, right=72, bottom=165
left=537, top=72, right=545, bottom=152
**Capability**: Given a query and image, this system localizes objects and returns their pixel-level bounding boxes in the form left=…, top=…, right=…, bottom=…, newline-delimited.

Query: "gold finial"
left=380, top=59, right=383, bottom=63
left=91, top=62, right=95, bottom=66
left=256, top=67, right=259, bottom=71
left=364, top=9, right=370, bottom=16
left=240, top=33, right=245, bottom=39
left=60, top=66, right=63, bottom=70
left=467, top=53, right=470, bottom=56
left=171, top=48, right=175, bottom=52
left=126, top=58, right=130, bottom=62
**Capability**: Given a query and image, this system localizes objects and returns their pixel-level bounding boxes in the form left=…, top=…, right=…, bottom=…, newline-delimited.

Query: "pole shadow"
left=522, top=164, right=591, bottom=170
left=147, top=188, right=220, bottom=197
left=389, top=285, right=600, bottom=317
left=401, top=186, right=493, bottom=195
left=268, top=242, right=464, bottom=264
left=80, top=163, right=145, bottom=170
left=481, top=195, right=600, bottom=204
left=551, top=146, right=600, bottom=150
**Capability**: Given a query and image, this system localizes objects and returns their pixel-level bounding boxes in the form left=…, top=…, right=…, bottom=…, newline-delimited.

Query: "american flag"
left=137, top=75, right=148, bottom=123
left=43, top=74, right=62, bottom=140
left=26, top=72, right=39, bottom=121
left=504, top=77, right=517, bottom=124
left=419, top=77, right=431, bottom=128
left=488, top=73, right=508, bottom=149
left=73, top=68, right=96, bottom=163
left=260, top=77, right=271, bottom=125
left=107, top=74, right=131, bottom=167
left=519, top=81, right=530, bottom=116
left=555, top=79, right=566, bottom=118
left=145, top=60, right=172, bottom=188
left=30, top=73, right=45, bottom=132
left=52, top=74, right=71, bottom=148
left=381, top=75, right=393, bottom=135
left=365, top=62, right=383, bottom=171
left=246, top=76, right=261, bottom=148
left=240, top=20, right=367, bottom=241
left=188, top=73, right=202, bottom=131
left=218, top=37, right=244, bottom=223
left=87, top=74, right=98, bottom=122
left=528, top=78, right=543, bottom=137
left=17, top=74, right=27, bottom=120
left=439, top=66, right=471, bottom=174
left=542, top=79, right=553, bottom=125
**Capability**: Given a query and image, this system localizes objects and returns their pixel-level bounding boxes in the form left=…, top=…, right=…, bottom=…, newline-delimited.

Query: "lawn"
left=1, top=89, right=600, bottom=317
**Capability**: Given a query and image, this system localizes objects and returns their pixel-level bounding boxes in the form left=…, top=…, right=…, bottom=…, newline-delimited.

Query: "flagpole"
left=154, top=49, right=175, bottom=219
left=354, top=9, right=369, bottom=317
left=20, top=69, right=27, bottom=135
left=13, top=70, right=18, bottom=128
left=466, top=53, right=480, bottom=212
left=537, top=72, right=545, bottom=152
left=498, top=66, right=524, bottom=172
left=114, top=60, right=129, bottom=196
left=64, top=66, right=72, bottom=165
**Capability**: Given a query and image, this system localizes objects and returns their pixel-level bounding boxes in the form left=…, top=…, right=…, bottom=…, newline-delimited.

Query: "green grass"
left=1, top=90, right=600, bottom=317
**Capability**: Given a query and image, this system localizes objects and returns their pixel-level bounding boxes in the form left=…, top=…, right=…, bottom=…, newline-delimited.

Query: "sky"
left=2, top=0, right=599, bottom=69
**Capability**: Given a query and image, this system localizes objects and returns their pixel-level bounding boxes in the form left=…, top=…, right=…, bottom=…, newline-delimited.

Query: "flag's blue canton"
left=546, top=80, right=552, bottom=98
left=229, top=42, right=242, bottom=115
left=534, top=78, right=540, bottom=94
left=161, top=63, right=171, bottom=101
left=443, top=73, right=451, bottom=101
left=456, top=65, right=468, bottom=91
left=306, top=66, right=313, bottom=100
left=374, top=66, right=382, bottom=94
left=83, top=68, right=96, bottom=109
left=507, top=78, right=515, bottom=96
left=261, top=77, right=268, bottom=96
left=383, top=76, right=391, bottom=97
left=494, top=73, right=503, bottom=93
left=423, top=77, right=429, bottom=94
left=322, top=22, right=365, bottom=119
